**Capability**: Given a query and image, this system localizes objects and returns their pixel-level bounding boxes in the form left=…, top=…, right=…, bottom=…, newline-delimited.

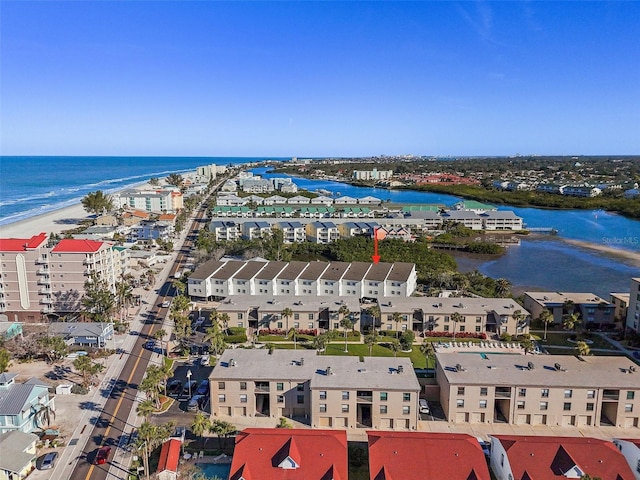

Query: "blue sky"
left=1, top=1, right=639, bottom=157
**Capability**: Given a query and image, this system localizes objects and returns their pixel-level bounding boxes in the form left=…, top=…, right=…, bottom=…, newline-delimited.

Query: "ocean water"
left=0, top=156, right=273, bottom=226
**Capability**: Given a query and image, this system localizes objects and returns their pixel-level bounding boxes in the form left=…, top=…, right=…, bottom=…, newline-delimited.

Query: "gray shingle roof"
left=0, top=430, right=38, bottom=473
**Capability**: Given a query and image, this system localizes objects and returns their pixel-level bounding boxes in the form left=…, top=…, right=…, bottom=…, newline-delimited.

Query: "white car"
left=161, top=300, right=171, bottom=308
left=419, top=399, right=430, bottom=414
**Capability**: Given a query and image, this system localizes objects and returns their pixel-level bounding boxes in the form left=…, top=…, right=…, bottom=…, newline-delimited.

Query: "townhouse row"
left=0, top=233, right=123, bottom=322
left=187, top=260, right=417, bottom=301
left=213, top=294, right=530, bottom=337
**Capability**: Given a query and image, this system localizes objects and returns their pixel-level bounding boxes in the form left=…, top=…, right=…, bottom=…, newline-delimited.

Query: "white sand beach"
left=0, top=203, right=93, bottom=238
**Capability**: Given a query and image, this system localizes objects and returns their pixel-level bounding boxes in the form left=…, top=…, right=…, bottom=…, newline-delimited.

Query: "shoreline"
left=0, top=203, right=92, bottom=238
left=559, top=237, right=640, bottom=268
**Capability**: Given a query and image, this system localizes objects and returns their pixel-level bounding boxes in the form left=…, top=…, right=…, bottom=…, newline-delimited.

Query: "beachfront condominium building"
left=434, top=352, right=640, bottom=428
left=523, top=291, right=616, bottom=329
left=209, top=350, right=421, bottom=431
left=352, top=168, right=394, bottom=181
left=187, top=260, right=417, bottom=301
left=626, top=278, right=640, bottom=335
left=113, top=189, right=183, bottom=214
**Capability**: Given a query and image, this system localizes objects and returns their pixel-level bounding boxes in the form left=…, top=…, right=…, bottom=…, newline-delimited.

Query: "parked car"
left=143, top=340, right=156, bottom=350
left=200, top=355, right=210, bottom=367
left=419, top=399, right=430, bottom=414
left=40, top=452, right=58, bottom=470
left=167, top=379, right=182, bottom=396
left=179, top=381, right=198, bottom=400
left=161, top=300, right=171, bottom=308
left=187, top=394, right=205, bottom=411
left=196, top=379, right=210, bottom=396
left=94, top=446, right=111, bottom=465
left=476, top=437, right=491, bottom=458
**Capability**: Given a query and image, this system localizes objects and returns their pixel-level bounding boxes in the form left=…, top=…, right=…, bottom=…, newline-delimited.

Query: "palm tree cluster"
left=171, top=295, right=193, bottom=355
left=190, top=413, right=236, bottom=449
left=138, top=362, right=174, bottom=411
left=134, top=420, right=176, bottom=480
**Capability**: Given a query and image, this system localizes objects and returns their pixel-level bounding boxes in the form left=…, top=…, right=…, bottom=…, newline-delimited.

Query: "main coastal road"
left=70, top=202, right=209, bottom=480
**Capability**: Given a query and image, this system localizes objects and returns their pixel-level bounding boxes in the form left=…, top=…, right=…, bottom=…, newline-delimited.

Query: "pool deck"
left=433, top=341, right=527, bottom=355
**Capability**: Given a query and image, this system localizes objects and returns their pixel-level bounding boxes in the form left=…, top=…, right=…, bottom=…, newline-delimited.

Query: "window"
left=459, top=325, right=466, bottom=332
left=402, top=406, right=410, bottom=415
left=627, top=391, right=635, bottom=400
left=444, top=325, right=449, bottom=332
left=563, top=402, right=571, bottom=411
left=237, top=313, right=243, bottom=320
left=475, top=326, right=482, bottom=332
left=587, top=390, right=595, bottom=399
left=240, top=394, right=247, bottom=403
left=319, top=404, right=327, bottom=412
left=564, top=389, right=573, bottom=398
left=457, top=387, right=465, bottom=396
left=380, top=392, right=388, bottom=401
left=540, top=401, right=548, bottom=411
left=586, top=403, right=594, bottom=411
left=625, top=404, right=634, bottom=413
left=277, top=383, right=284, bottom=391
left=218, top=394, right=226, bottom=403
left=277, top=321, right=283, bottom=329
left=456, top=399, right=464, bottom=408
left=277, top=395, right=284, bottom=403
left=308, top=313, right=314, bottom=320
left=380, top=405, right=388, bottom=414
left=341, top=404, right=349, bottom=413
left=294, top=313, right=300, bottom=320
left=297, top=395, right=304, bottom=404
left=403, top=393, right=411, bottom=402
left=479, top=400, right=487, bottom=409
left=342, top=391, right=350, bottom=400
left=517, top=401, right=525, bottom=409
left=240, top=382, right=247, bottom=390
left=541, top=389, right=549, bottom=398
left=308, top=322, right=314, bottom=329
left=476, top=316, right=482, bottom=323
left=294, top=322, right=299, bottom=329
left=218, top=382, right=225, bottom=390
left=319, top=391, right=327, bottom=400
left=297, top=383, right=304, bottom=392
left=518, top=388, right=527, bottom=397
left=480, top=387, right=488, bottom=396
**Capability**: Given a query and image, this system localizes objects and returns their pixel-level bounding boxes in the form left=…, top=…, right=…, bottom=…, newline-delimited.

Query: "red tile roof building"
left=368, top=431, right=491, bottom=480
left=229, top=428, right=348, bottom=480
left=490, top=435, right=635, bottom=480
left=156, top=438, right=181, bottom=480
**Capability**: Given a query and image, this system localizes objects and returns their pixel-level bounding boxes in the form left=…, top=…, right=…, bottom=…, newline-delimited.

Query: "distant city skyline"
left=1, top=1, right=639, bottom=157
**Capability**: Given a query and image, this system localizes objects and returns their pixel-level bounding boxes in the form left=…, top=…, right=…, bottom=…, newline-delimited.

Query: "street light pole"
left=186, top=369, right=192, bottom=398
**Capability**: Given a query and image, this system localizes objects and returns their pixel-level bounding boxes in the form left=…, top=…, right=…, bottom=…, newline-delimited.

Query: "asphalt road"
left=71, top=201, right=209, bottom=480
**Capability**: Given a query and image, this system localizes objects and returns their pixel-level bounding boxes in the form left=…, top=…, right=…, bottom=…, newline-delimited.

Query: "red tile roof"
left=367, top=431, right=490, bottom=480
left=229, top=428, right=347, bottom=480
left=51, top=238, right=106, bottom=253
left=0, top=232, right=48, bottom=252
left=157, top=438, right=181, bottom=473
left=492, top=435, right=635, bottom=479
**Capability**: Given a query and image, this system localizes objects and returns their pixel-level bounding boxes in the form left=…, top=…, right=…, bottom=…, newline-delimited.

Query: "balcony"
left=602, top=390, right=620, bottom=401
left=40, top=297, right=53, bottom=304
left=41, top=306, right=54, bottom=313
left=495, top=388, right=512, bottom=398
left=36, top=256, right=49, bottom=264
left=357, top=391, right=373, bottom=403
left=254, top=382, right=270, bottom=393
left=37, top=276, right=51, bottom=285
left=37, top=267, right=50, bottom=275
left=39, top=287, right=51, bottom=294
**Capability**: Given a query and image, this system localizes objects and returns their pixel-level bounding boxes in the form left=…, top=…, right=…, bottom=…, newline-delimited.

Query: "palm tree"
left=218, top=313, right=230, bottom=332
left=136, top=399, right=156, bottom=420
left=204, top=325, right=226, bottom=356
left=158, top=361, right=173, bottom=397
left=520, top=338, right=535, bottom=355
left=563, top=312, right=581, bottom=332
left=191, top=412, right=211, bottom=439
left=135, top=421, right=176, bottom=480
left=287, top=327, right=298, bottom=350
left=154, top=329, right=167, bottom=357
left=312, top=333, right=327, bottom=354
left=419, top=340, right=435, bottom=368
left=495, top=278, right=512, bottom=298
left=511, top=309, right=526, bottom=336
left=209, top=419, right=236, bottom=450
left=391, top=312, right=403, bottom=338
left=364, top=331, right=378, bottom=357
left=281, top=308, right=293, bottom=331
left=115, top=279, right=134, bottom=322
left=172, top=279, right=186, bottom=295
left=539, top=308, right=554, bottom=341
left=339, top=317, right=353, bottom=353
left=575, top=340, right=591, bottom=357
left=368, top=304, right=381, bottom=332
left=389, top=339, right=401, bottom=357
left=451, top=312, right=463, bottom=342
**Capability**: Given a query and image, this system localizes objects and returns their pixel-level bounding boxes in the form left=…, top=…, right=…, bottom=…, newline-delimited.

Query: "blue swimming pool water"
left=197, top=463, right=231, bottom=479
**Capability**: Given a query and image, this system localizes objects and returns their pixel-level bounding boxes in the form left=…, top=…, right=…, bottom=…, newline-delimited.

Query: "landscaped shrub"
left=422, top=331, right=487, bottom=340
left=224, top=327, right=247, bottom=344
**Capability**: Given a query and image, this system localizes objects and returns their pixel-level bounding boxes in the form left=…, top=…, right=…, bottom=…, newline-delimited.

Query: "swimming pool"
left=197, top=463, right=231, bottom=479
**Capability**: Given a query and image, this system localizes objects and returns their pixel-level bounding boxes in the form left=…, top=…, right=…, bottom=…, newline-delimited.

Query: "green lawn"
left=534, top=331, right=618, bottom=350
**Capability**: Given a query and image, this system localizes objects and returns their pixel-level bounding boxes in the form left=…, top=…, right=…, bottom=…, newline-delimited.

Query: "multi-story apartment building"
left=441, top=210, right=484, bottom=230
left=273, top=221, right=306, bottom=244
left=208, top=221, right=241, bottom=242
left=352, top=168, right=393, bottom=181
left=378, top=297, right=530, bottom=337
left=187, top=260, right=417, bottom=301
left=0, top=234, right=117, bottom=321
left=611, top=291, right=631, bottom=325
left=210, top=350, right=420, bottom=431
left=626, top=278, right=640, bottom=334
left=114, top=189, right=182, bottom=213
left=240, top=221, right=271, bottom=241
left=306, top=221, right=340, bottom=244
left=612, top=438, right=640, bottom=480
left=523, top=291, right=615, bottom=328
left=215, top=295, right=360, bottom=331
left=435, top=352, right=640, bottom=428
left=480, top=211, right=523, bottom=230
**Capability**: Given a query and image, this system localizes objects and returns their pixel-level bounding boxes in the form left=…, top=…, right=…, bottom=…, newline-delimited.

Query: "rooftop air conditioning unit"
left=554, top=363, right=562, bottom=371
left=527, top=362, right=534, bottom=370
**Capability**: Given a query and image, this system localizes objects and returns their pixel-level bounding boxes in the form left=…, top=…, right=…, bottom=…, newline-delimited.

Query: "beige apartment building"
left=435, top=352, right=640, bottom=428
left=626, top=277, right=640, bottom=334
left=0, top=234, right=119, bottom=321
left=210, top=350, right=420, bottom=431
left=523, top=291, right=615, bottom=328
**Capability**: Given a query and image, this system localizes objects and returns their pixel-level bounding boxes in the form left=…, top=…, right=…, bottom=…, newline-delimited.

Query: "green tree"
left=191, top=412, right=211, bottom=438
left=419, top=340, right=435, bottom=368
left=39, top=335, right=69, bottom=363
left=218, top=313, right=230, bottom=331
left=73, top=355, right=104, bottom=388
left=539, top=308, right=554, bottom=341
left=172, top=279, right=186, bottom=295
left=364, top=331, right=378, bottom=357
left=136, top=399, right=156, bottom=420
left=135, top=420, right=176, bottom=480
left=81, top=190, right=114, bottom=215
left=575, top=340, right=591, bottom=357
left=287, top=327, right=299, bottom=350
left=148, top=177, right=160, bottom=186
left=451, top=312, right=463, bottom=342
left=521, top=338, right=535, bottom=355
left=204, top=325, right=227, bottom=356
left=399, top=330, right=415, bottom=350
left=171, top=295, right=193, bottom=354
left=82, top=272, right=116, bottom=322
left=281, top=308, right=293, bottom=330
left=154, top=329, right=167, bottom=357
left=312, top=333, right=328, bottom=354
left=511, top=309, right=526, bottom=336
left=0, top=348, right=11, bottom=373
left=209, top=419, right=236, bottom=449
left=368, top=304, right=381, bottom=332
left=388, top=338, right=401, bottom=357
left=339, top=317, right=353, bottom=353
left=563, top=312, right=581, bottom=332
left=391, top=312, right=403, bottom=338
left=277, top=417, right=292, bottom=428
left=166, top=173, right=184, bottom=187
left=494, top=278, right=512, bottom=298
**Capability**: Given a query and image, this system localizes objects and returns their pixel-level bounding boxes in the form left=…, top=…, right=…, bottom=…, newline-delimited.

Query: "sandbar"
left=560, top=237, right=640, bottom=268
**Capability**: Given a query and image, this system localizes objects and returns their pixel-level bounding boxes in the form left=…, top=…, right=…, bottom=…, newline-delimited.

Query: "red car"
left=94, top=446, right=111, bottom=465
